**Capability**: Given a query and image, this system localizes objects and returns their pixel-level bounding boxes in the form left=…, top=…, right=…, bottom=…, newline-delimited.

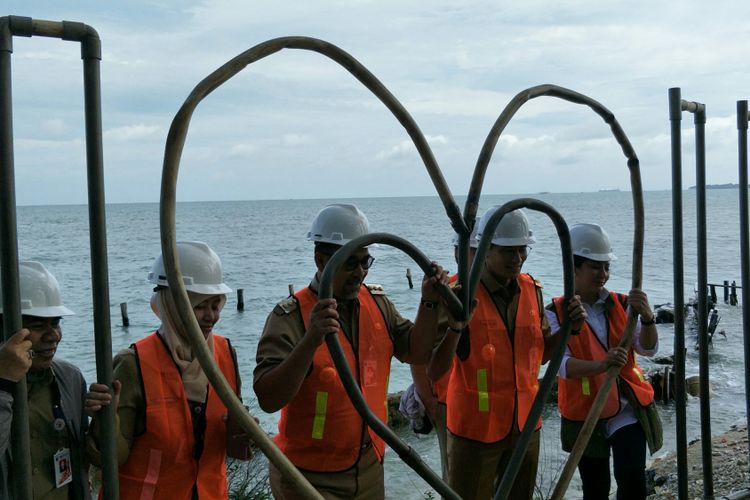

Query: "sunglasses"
left=321, top=250, right=376, bottom=272
left=341, top=255, right=376, bottom=272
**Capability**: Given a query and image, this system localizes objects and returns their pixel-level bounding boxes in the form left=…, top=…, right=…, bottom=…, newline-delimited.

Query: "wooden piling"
left=237, top=289, right=244, bottom=311
left=406, top=268, right=413, bottom=289
left=288, top=284, right=295, bottom=296
left=120, top=302, right=129, bottom=327
left=724, top=280, right=730, bottom=303
left=709, top=284, right=717, bottom=304
left=731, top=280, right=738, bottom=306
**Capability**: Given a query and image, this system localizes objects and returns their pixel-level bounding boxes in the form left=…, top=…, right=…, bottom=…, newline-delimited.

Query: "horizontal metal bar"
left=681, top=99, right=705, bottom=114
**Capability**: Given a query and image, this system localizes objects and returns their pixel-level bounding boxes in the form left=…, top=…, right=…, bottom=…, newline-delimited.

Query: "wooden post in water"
left=731, top=280, right=738, bottom=306
left=724, top=280, right=730, bottom=303
left=709, top=284, right=717, bottom=305
left=406, top=268, right=413, bottom=289
left=288, top=284, right=295, bottom=296
left=120, top=302, right=129, bottom=327
left=237, top=289, right=244, bottom=311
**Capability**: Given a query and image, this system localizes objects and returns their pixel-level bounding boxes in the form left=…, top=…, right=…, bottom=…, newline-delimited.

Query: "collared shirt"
left=253, top=275, right=414, bottom=387
left=545, top=288, right=659, bottom=436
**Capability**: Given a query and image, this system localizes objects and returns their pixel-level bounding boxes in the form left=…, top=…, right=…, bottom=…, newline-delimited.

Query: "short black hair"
left=573, top=255, right=588, bottom=268
left=314, top=242, right=342, bottom=256
left=574, top=255, right=611, bottom=268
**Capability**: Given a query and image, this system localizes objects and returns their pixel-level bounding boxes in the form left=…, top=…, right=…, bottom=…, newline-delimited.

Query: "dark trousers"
left=577, top=423, right=647, bottom=500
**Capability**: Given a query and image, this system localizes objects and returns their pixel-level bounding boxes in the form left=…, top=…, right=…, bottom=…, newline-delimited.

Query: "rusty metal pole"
left=0, top=16, right=119, bottom=498
left=691, top=98, right=714, bottom=499
left=669, top=87, right=689, bottom=500
left=0, top=16, right=33, bottom=500
left=737, top=100, right=750, bottom=469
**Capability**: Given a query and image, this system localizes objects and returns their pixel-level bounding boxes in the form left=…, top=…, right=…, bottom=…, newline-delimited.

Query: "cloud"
left=228, top=143, right=259, bottom=158
left=282, top=133, right=314, bottom=146
left=104, top=124, right=162, bottom=142
left=376, top=134, right=448, bottom=160
left=8, top=0, right=750, bottom=203
left=40, top=119, right=68, bottom=135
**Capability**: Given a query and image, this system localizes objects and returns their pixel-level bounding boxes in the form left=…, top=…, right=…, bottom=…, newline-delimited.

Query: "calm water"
left=13, top=190, right=749, bottom=498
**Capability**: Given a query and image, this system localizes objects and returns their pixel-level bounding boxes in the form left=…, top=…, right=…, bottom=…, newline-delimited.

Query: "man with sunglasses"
left=254, top=203, right=449, bottom=499
left=428, top=206, right=585, bottom=499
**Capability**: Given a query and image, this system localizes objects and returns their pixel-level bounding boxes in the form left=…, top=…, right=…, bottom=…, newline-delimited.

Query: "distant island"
left=688, top=183, right=749, bottom=190
left=599, top=188, right=621, bottom=192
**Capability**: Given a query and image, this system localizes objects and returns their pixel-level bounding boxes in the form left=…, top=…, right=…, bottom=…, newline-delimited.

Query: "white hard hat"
left=570, top=223, right=617, bottom=262
left=148, top=241, right=232, bottom=295
left=308, top=204, right=371, bottom=246
left=476, top=207, right=535, bottom=246
left=452, top=216, right=480, bottom=249
left=0, top=261, right=74, bottom=317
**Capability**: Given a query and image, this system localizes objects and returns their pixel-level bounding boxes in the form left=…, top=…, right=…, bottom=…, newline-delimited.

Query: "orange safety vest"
left=446, top=274, right=544, bottom=443
left=117, top=332, right=238, bottom=500
left=553, top=293, right=654, bottom=421
left=274, top=285, right=393, bottom=472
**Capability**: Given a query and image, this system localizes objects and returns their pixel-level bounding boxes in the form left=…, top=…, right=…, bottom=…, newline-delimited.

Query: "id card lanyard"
left=51, top=384, right=73, bottom=489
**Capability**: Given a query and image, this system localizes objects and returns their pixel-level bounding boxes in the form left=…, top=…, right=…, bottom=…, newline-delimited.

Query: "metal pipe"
left=0, top=17, right=33, bottom=500
left=79, top=29, right=119, bottom=499
left=692, top=101, right=714, bottom=497
left=318, top=232, right=461, bottom=500
left=669, top=87, right=689, bottom=500
left=737, top=100, right=750, bottom=467
left=475, top=199, right=575, bottom=500
left=2, top=16, right=120, bottom=497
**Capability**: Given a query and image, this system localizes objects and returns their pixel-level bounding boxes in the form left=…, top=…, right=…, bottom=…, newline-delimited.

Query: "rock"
left=647, top=425, right=750, bottom=499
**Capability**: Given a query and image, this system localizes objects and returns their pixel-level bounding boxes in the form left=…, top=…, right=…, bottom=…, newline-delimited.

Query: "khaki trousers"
left=269, top=444, right=385, bottom=500
left=446, top=428, right=540, bottom=500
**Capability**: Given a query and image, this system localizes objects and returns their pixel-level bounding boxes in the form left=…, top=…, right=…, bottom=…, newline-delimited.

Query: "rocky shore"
left=647, top=422, right=749, bottom=499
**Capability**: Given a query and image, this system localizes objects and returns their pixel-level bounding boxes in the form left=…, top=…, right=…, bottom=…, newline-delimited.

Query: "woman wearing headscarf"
left=88, top=241, right=249, bottom=500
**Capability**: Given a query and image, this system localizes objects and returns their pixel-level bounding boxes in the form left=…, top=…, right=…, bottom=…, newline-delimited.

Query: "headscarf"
left=150, top=288, right=227, bottom=402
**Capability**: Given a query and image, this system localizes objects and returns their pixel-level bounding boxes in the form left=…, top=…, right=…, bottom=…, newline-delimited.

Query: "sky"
left=4, top=1, right=750, bottom=205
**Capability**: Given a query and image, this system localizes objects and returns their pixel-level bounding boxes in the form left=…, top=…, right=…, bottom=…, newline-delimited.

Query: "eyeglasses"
left=341, top=255, right=376, bottom=272
left=318, top=248, right=376, bottom=272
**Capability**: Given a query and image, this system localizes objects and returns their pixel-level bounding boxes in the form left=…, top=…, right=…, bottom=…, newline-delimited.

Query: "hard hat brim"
left=185, top=283, right=233, bottom=295
left=20, top=305, right=75, bottom=317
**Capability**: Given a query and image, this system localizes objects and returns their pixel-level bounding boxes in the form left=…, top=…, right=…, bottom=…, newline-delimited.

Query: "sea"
left=11, top=189, right=749, bottom=498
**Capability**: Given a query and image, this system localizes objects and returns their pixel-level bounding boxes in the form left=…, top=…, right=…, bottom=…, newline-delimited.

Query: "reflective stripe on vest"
left=554, top=293, right=655, bottom=421
left=582, top=377, right=591, bottom=396
left=312, top=392, right=328, bottom=440
left=477, top=368, right=489, bottom=412
left=446, top=274, right=544, bottom=443
left=274, top=285, right=393, bottom=472
left=117, top=332, right=238, bottom=500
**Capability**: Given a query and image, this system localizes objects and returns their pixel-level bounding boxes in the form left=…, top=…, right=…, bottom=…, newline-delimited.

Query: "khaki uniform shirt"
left=254, top=278, right=413, bottom=388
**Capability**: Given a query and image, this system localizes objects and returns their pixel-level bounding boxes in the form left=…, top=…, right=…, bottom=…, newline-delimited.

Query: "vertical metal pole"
left=737, top=100, right=750, bottom=465
left=668, top=87, right=689, bottom=500
left=78, top=28, right=119, bottom=498
left=694, top=106, right=714, bottom=498
left=0, top=18, right=33, bottom=500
